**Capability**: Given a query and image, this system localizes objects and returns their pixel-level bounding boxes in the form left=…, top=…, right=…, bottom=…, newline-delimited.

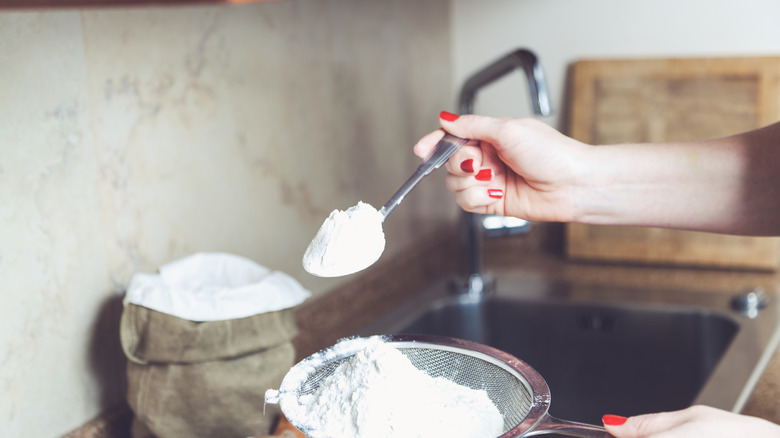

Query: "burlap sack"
left=120, top=303, right=298, bottom=438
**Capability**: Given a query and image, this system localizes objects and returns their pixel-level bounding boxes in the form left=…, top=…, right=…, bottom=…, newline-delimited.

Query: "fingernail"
left=460, top=159, right=474, bottom=173
left=475, top=168, right=492, bottom=181
left=488, top=189, right=503, bottom=199
left=440, top=111, right=460, bottom=122
left=602, top=415, right=628, bottom=426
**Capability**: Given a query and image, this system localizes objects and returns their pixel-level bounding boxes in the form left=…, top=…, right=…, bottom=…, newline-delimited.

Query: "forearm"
left=574, top=122, right=780, bottom=236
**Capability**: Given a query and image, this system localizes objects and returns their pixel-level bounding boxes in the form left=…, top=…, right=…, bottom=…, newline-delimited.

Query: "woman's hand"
left=413, top=112, right=591, bottom=223
left=602, top=405, right=780, bottom=437
left=415, top=113, right=780, bottom=236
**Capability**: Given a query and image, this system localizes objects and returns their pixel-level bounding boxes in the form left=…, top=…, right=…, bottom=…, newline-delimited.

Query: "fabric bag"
left=119, top=253, right=309, bottom=438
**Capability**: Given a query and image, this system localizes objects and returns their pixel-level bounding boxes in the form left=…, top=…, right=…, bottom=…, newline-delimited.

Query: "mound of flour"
left=296, top=338, right=504, bottom=438
left=303, top=202, right=385, bottom=277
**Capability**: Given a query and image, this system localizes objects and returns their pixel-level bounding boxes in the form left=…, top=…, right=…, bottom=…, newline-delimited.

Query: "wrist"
left=568, top=144, right=615, bottom=225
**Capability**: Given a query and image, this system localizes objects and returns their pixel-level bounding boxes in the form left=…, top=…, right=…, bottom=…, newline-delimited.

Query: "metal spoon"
left=379, top=133, right=468, bottom=220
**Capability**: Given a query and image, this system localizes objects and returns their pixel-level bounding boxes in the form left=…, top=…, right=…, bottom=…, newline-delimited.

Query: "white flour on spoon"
left=303, top=201, right=386, bottom=277
left=295, top=338, right=505, bottom=438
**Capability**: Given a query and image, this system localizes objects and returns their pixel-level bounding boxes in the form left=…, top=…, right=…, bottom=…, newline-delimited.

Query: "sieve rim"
left=272, top=334, right=553, bottom=437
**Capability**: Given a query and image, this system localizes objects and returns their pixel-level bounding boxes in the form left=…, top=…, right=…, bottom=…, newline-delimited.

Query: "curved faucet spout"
left=458, top=48, right=552, bottom=116
left=453, top=48, right=552, bottom=296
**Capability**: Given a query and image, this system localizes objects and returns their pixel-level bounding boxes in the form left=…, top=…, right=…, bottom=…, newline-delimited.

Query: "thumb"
left=603, top=413, right=678, bottom=438
left=438, top=112, right=508, bottom=147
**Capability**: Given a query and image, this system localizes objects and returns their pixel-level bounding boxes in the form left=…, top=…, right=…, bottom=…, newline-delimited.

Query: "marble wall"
left=0, top=1, right=453, bottom=435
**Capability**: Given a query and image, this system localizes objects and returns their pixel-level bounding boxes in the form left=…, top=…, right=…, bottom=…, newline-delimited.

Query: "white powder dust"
left=303, top=201, right=386, bottom=277
left=295, top=338, right=505, bottom=438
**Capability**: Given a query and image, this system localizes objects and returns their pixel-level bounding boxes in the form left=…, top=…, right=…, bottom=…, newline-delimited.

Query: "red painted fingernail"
left=475, top=168, right=492, bottom=181
left=440, top=111, right=459, bottom=122
left=488, top=189, right=503, bottom=199
left=460, top=159, right=474, bottom=173
left=602, top=415, right=628, bottom=426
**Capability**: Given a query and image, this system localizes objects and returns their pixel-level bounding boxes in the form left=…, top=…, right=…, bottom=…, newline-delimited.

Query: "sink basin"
left=359, top=275, right=780, bottom=426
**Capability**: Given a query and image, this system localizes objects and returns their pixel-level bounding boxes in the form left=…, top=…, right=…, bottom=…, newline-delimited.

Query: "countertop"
left=65, top=226, right=780, bottom=437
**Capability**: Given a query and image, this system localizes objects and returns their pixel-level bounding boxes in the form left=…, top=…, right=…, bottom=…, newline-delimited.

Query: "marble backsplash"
left=0, top=1, right=453, bottom=435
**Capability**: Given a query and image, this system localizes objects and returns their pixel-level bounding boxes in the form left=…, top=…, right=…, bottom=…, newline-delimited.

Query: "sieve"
left=265, top=334, right=614, bottom=438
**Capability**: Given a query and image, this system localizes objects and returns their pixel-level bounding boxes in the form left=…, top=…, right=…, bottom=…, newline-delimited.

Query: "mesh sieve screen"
left=295, top=345, right=534, bottom=434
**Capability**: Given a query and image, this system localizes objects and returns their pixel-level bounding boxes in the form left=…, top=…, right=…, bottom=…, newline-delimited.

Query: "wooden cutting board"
left=565, top=57, right=780, bottom=270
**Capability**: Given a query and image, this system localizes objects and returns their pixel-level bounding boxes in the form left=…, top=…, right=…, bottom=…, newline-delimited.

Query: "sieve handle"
left=524, top=414, right=615, bottom=437
left=264, top=389, right=281, bottom=404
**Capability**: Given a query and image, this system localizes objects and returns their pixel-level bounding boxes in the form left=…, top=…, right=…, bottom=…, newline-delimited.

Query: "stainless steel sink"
left=358, top=275, right=780, bottom=427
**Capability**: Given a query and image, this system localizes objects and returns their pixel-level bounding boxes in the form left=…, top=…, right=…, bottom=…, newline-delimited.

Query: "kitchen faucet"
left=454, top=48, right=552, bottom=297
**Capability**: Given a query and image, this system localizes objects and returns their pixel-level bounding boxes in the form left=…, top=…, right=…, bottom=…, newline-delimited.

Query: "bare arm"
left=415, top=113, right=780, bottom=236
left=577, top=121, right=780, bottom=235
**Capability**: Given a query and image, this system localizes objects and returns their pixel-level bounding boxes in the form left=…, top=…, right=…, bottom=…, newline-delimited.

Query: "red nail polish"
left=440, top=111, right=460, bottom=122
left=475, top=168, right=492, bottom=181
left=488, top=189, right=503, bottom=199
left=602, top=415, right=628, bottom=426
left=460, top=159, right=474, bottom=173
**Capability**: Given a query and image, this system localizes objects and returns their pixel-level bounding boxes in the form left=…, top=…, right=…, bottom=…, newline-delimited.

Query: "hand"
left=413, top=112, right=591, bottom=222
left=602, top=405, right=780, bottom=438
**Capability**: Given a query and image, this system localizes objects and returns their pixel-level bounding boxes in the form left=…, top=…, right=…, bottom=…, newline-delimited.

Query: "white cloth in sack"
left=124, top=252, right=311, bottom=321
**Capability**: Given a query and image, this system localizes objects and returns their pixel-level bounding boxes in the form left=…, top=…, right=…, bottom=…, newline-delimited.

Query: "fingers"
left=413, top=129, right=485, bottom=174
left=446, top=141, right=483, bottom=176
left=603, top=412, right=675, bottom=438
left=453, top=185, right=504, bottom=212
left=412, top=129, right=446, bottom=160
left=602, top=406, right=711, bottom=438
left=413, top=111, right=510, bottom=214
left=415, top=111, right=510, bottom=172
left=446, top=162, right=505, bottom=213
left=605, top=406, right=780, bottom=438
left=445, top=166, right=497, bottom=191
left=438, top=111, right=508, bottom=149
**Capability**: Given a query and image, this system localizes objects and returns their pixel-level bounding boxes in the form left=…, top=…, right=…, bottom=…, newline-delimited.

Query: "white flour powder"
left=303, top=201, right=385, bottom=277
left=295, top=338, right=504, bottom=438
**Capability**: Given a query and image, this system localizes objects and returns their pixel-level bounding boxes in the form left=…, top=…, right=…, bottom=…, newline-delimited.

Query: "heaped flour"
left=302, top=201, right=385, bottom=277
left=295, top=337, right=504, bottom=438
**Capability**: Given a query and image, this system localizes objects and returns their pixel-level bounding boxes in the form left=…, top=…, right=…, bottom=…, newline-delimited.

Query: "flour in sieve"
left=303, top=201, right=385, bottom=277
left=296, top=337, right=504, bottom=438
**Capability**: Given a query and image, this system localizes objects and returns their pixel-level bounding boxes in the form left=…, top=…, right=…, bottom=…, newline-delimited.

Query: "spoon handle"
left=379, top=133, right=468, bottom=220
